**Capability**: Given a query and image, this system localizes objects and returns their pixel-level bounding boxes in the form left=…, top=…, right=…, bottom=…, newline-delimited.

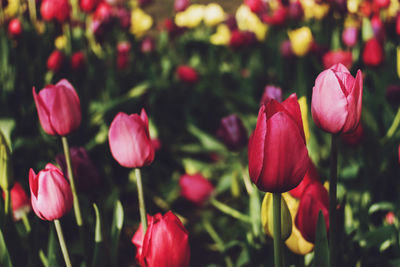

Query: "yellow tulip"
left=235, top=4, right=268, bottom=41
left=130, top=8, right=153, bottom=38
left=384, top=0, right=400, bottom=19
left=347, top=0, right=361, bottom=14
left=203, top=3, right=225, bottom=27
left=298, top=96, right=310, bottom=143
left=210, top=24, right=231, bottom=46
left=261, top=193, right=292, bottom=241
left=288, top=27, right=313, bottom=57
left=300, top=0, right=329, bottom=20
left=55, top=35, right=67, bottom=50
left=175, top=4, right=205, bottom=28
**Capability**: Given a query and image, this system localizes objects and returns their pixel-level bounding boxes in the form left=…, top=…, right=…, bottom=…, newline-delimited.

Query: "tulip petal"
left=32, top=87, right=56, bottom=135
left=342, top=70, right=363, bottom=133
left=330, top=63, right=350, bottom=74
left=281, top=93, right=306, bottom=142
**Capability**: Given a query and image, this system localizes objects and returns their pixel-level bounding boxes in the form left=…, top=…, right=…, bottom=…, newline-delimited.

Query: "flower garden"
left=0, top=0, right=400, bottom=266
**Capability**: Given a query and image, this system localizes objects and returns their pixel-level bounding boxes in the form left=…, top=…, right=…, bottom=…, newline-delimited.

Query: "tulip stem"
left=22, top=213, right=31, bottom=233
left=273, top=193, right=282, bottom=267
left=329, top=134, right=339, bottom=267
left=27, top=0, right=37, bottom=24
left=385, top=107, right=400, bottom=139
left=135, top=168, right=148, bottom=234
left=203, top=219, right=233, bottom=267
left=209, top=198, right=251, bottom=223
left=4, top=189, right=10, bottom=218
left=54, top=219, right=72, bottom=267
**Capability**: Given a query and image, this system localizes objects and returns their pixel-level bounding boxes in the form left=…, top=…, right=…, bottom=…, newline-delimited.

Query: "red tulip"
left=229, top=30, right=256, bottom=49
left=289, top=162, right=319, bottom=199
left=216, top=114, right=248, bottom=151
left=2, top=182, right=31, bottom=221
left=261, top=85, right=283, bottom=105
left=322, top=50, right=353, bottom=70
left=80, top=0, right=99, bottom=13
left=288, top=1, right=303, bottom=21
left=47, top=50, right=64, bottom=72
left=244, top=0, right=266, bottom=13
left=341, top=123, right=364, bottom=146
left=177, top=65, right=198, bottom=84
left=141, top=36, right=156, bottom=54
left=396, top=14, right=400, bottom=36
left=108, top=109, right=154, bottom=168
left=70, top=51, right=86, bottom=71
left=295, top=181, right=329, bottom=243
left=311, top=63, right=363, bottom=134
left=117, top=41, right=131, bottom=70
left=8, top=18, right=22, bottom=37
left=132, top=211, right=190, bottom=267
left=385, top=211, right=395, bottom=225
left=179, top=173, right=214, bottom=206
left=40, top=0, right=71, bottom=23
left=373, top=0, right=390, bottom=9
left=248, top=93, right=309, bottom=193
left=342, top=27, right=358, bottom=48
left=29, top=163, right=73, bottom=221
left=262, top=5, right=287, bottom=26
left=362, top=38, right=384, bottom=67
left=33, top=79, right=81, bottom=136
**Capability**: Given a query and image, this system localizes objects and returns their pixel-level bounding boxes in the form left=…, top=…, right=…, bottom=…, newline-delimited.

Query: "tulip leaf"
left=47, top=225, right=59, bottom=267
left=314, top=210, right=330, bottom=267
left=0, top=229, right=13, bottom=267
left=356, top=226, right=396, bottom=249
left=187, top=123, right=226, bottom=152
left=111, top=200, right=124, bottom=267
left=368, top=202, right=395, bottom=215
left=249, top=187, right=261, bottom=238
left=92, top=203, right=107, bottom=267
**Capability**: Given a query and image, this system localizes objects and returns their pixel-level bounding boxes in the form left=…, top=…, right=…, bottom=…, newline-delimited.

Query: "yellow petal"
left=204, top=3, right=225, bottom=27
left=288, top=27, right=313, bottom=57
left=210, top=24, right=231, bottom=46
left=298, top=96, right=310, bottom=143
left=130, top=8, right=153, bottom=38
left=175, top=4, right=205, bottom=28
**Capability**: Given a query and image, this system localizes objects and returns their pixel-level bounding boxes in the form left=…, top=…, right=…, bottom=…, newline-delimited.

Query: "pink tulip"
left=179, top=173, right=214, bottom=206
left=108, top=109, right=154, bottom=168
left=33, top=79, right=81, bottom=136
left=29, top=163, right=73, bottom=221
left=2, top=182, right=31, bottom=221
left=342, top=27, right=358, bottom=48
left=311, top=63, right=363, bottom=134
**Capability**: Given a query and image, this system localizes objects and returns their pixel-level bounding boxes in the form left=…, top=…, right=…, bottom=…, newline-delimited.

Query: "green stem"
left=273, top=193, right=282, bottom=267
left=27, top=0, right=37, bottom=24
left=62, top=24, right=72, bottom=56
left=4, top=189, right=10, bottom=218
left=203, top=219, right=233, bottom=267
left=22, top=213, right=31, bottom=233
left=385, top=107, right=400, bottom=139
left=54, top=220, right=72, bottom=267
left=135, top=168, right=147, bottom=234
left=210, top=197, right=251, bottom=223
left=329, top=134, right=338, bottom=267
left=241, top=167, right=253, bottom=195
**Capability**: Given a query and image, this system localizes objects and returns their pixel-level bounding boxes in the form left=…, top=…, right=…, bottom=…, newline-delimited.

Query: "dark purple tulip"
left=216, top=114, right=248, bottom=151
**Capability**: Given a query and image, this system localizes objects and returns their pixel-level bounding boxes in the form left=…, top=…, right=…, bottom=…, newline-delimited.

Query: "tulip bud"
left=311, top=63, right=363, bottom=134
left=177, top=65, right=199, bottom=84
left=80, top=0, right=99, bottom=12
left=295, top=181, right=329, bottom=243
left=248, top=94, right=309, bottom=193
left=132, top=211, right=190, bottom=266
left=174, top=0, right=189, bottom=12
left=216, top=114, right=248, bottom=151
left=33, top=79, right=81, bottom=136
left=141, top=36, right=156, bottom=53
left=29, top=163, right=73, bottom=221
left=289, top=162, right=319, bottom=199
left=56, top=147, right=100, bottom=193
left=288, top=1, right=303, bottom=21
left=261, top=193, right=293, bottom=241
left=363, top=38, right=384, bottom=67
left=108, top=109, right=155, bottom=168
left=261, top=85, right=283, bottom=104
left=288, top=27, right=313, bottom=57
left=40, top=0, right=71, bottom=23
left=386, top=85, right=400, bottom=106
left=280, top=40, right=294, bottom=58
left=8, top=18, right=22, bottom=37
left=117, top=41, right=131, bottom=70
left=70, top=51, right=86, bottom=71
left=342, top=27, right=358, bottom=47
left=0, top=131, right=13, bottom=191
left=385, top=211, right=395, bottom=225
left=47, top=50, right=65, bottom=72
left=3, top=182, right=31, bottom=221
left=322, top=50, right=353, bottom=70
left=179, top=173, right=214, bottom=206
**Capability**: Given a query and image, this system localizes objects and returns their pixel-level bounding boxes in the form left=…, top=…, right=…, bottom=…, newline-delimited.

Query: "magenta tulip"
left=248, top=93, right=309, bottom=193
left=29, top=163, right=73, bottom=221
left=108, top=109, right=154, bottom=168
left=311, top=63, right=363, bottom=134
left=179, top=173, right=214, bottom=206
left=33, top=79, right=81, bottom=136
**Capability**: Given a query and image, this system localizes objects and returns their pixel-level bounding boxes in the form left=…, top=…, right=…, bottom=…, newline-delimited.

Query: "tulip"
left=80, top=0, right=99, bottom=12
left=322, top=50, right=353, bottom=70
left=261, top=192, right=292, bottom=240
left=262, top=5, right=287, bottom=26
left=0, top=130, right=13, bottom=192
left=40, top=0, right=71, bottom=23
left=216, top=114, right=248, bottom=151
left=179, top=173, right=214, bottom=206
left=229, top=30, right=256, bottom=48
left=280, top=40, right=294, bottom=58
left=29, top=163, right=73, bottom=221
left=288, top=1, right=303, bottom=21
left=235, top=4, right=268, bottom=41
left=117, top=41, right=131, bottom=70
left=373, top=0, right=390, bottom=9
left=298, top=96, right=310, bottom=143
left=210, top=24, right=231, bottom=46
left=177, top=65, right=199, bottom=83
left=174, top=0, right=189, bottom=12
left=244, top=0, right=266, bottom=14
left=108, top=109, right=154, bottom=168
left=115, top=7, right=131, bottom=29
left=70, top=52, right=86, bottom=71
left=341, top=123, right=364, bottom=146
left=203, top=3, right=225, bottom=27
left=396, top=14, right=400, bottom=36
left=8, top=18, right=22, bottom=37
left=93, top=2, right=112, bottom=21
left=363, top=38, right=384, bottom=67
left=33, top=79, right=81, bottom=136
left=141, top=36, right=156, bottom=54
left=130, top=8, right=153, bottom=38
left=47, top=50, right=65, bottom=72
left=385, top=212, right=395, bottom=225
left=342, top=27, right=358, bottom=47
left=248, top=93, right=309, bottom=193
left=386, top=85, right=400, bottom=106
left=132, top=211, right=190, bottom=267
left=295, top=181, right=329, bottom=243
left=288, top=27, right=313, bottom=57
left=289, top=162, right=319, bottom=199
left=56, top=147, right=100, bottom=193
left=311, top=63, right=363, bottom=134
left=3, top=182, right=31, bottom=221
left=260, top=85, right=282, bottom=104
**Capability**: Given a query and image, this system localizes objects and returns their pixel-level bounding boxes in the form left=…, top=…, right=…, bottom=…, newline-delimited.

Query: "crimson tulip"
left=229, top=30, right=256, bottom=49
left=362, top=38, right=384, bottom=67
left=40, top=0, right=71, bottom=23
left=108, top=109, right=154, bottom=168
left=396, top=14, right=400, bottom=36
left=289, top=162, right=319, bottom=199
left=70, top=52, right=86, bottom=71
left=8, top=18, right=22, bottom=37
left=29, top=164, right=73, bottom=221
left=322, top=50, right=353, bottom=70
left=248, top=93, right=309, bottom=193
left=132, top=211, right=190, bottom=267
left=80, top=0, right=99, bottom=13
left=177, top=65, right=198, bottom=84
left=179, top=173, right=214, bottom=206
left=311, top=63, right=363, bottom=134
left=33, top=79, right=81, bottom=136
left=2, top=182, right=31, bottom=221
left=47, top=50, right=64, bottom=72
left=244, top=0, right=266, bottom=13
left=216, top=114, right=248, bottom=151
left=295, top=181, right=329, bottom=243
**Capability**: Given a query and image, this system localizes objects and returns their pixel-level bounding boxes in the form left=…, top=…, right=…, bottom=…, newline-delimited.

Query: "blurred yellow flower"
left=235, top=4, right=268, bottom=41
left=4, top=0, right=22, bottom=19
left=344, top=15, right=360, bottom=28
left=175, top=4, right=205, bottom=28
left=288, top=27, right=313, bottom=57
left=130, top=8, right=153, bottom=38
left=298, top=96, right=310, bottom=143
left=347, top=0, right=361, bottom=14
left=261, top=193, right=292, bottom=241
left=300, top=0, right=329, bottom=20
left=383, top=0, right=400, bottom=19
left=284, top=193, right=314, bottom=255
left=210, top=24, right=231, bottom=46
left=55, top=35, right=67, bottom=50
left=204, top=3, right=225, bottom=27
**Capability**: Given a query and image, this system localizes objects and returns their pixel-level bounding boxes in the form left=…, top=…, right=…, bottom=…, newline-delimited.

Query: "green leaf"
left=47, top=225, right=59, bottom=267
left=187, top=123, right=226, bottom=152
left=357, top=226, right=396, bottom=249
left=92, top=203, right=106, bottom=267
left=314, top=210, right=329, bottom=267
left=249, top=187, right=261, bottom=238
left=111, top=200, right=124, bottom=267
left=0, top=229, right=13, bottom=267
left=368, top=202, right=395, bottom=215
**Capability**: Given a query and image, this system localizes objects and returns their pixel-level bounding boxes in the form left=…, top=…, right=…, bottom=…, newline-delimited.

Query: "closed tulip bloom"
left=29, top=164, right=73, bottom=221
left=108, top=109, right=154, bottom=168
left=363, top=38, right=384, bottom=67
left=248, top=93, right=309, bottom=193
left=216, top=114, right=248, bottom=151
left=288, top=27, right=313, bottom=57
left=295, top=181, right=329, bottom=243
left=5, top=182, right=31, bottom=221
left=132, top=211, right=190, bottom=267
left=33, top=79, right=81, bottom=136
left=311, top=63, right=363, bottom=134
left=322, top=50, right=353, bottom=70
left=177, top=65, right=199, bottom=83
left=289, top=162, right=319, bottom=199
left=179, top=173, right=214, bottom=206
left=70, top=51, right=86, bottom=71
left=8, top=18, right=22, bottom=37
left=342, top=27, right=358, bottom=47
left=40, top=0, right=71, bottom=23
left=80, top=0, right=99, bottom=12
left=47, top=50, right=64, bottom=72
